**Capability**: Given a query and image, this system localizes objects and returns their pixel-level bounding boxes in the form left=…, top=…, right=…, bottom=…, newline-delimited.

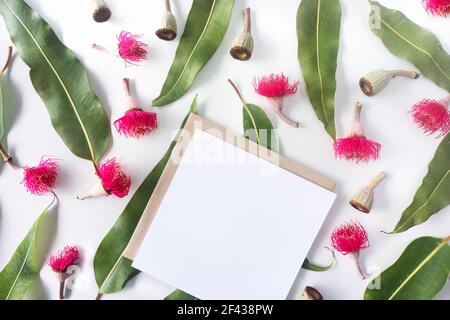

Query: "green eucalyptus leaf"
left=243, top=103, right=277, bottom=152
left=165, top=289, right=198, bottom=300
left=94, top=96, right=199, bottom=297
left=0, top=0, right=110, bottom=162
left=302, top=248, right=336, bottom=272
left=0, top=197, right=56, bottom=300
left=391, top=134, right=449, bottom=234
left=297, top=0, right=341, bottom=140
left=0, top=46, right=12, bottom=158
left=365, top=236, right=450, bottom=300
left=369, top=1, right=450, bottom=92
left=153, top=0, right=235, bottom=106
left=0, top=77, right=4, bottom=142
left=228, top=80, right=277, bottom=152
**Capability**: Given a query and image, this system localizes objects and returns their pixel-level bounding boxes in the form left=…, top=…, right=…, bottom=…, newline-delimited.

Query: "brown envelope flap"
left=123, top=113, right=336, bottom=260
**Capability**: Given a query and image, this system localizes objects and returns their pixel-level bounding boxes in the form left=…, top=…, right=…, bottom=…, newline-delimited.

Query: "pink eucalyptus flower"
left=331, top=221, right=369, bottom=279
left=48, top=246, right=79, bottom=300
left=48, top=246, right=79, bottom=272
left=77, top=158, right=131, bottom=200
left=334, top=101, right=381, bottom=163
left=117, top=31, right=148, bottom=65
left=114, top=78, right=158, bottom=138
left=98, top=158, right=131, bottom=198
left=410, top=96, right=450, bottom=137
left=423, top=0, right=450, bottom=17
left=253, top=73, right=300, bottom=128
left=115, top=110, right=158, bottom=138
left=22, top=157, right=59, bottom=195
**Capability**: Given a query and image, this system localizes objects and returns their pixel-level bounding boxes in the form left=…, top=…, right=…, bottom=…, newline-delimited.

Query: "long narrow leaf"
left=297, top=0, right=342, bottom=140
left=391, top=134, right=450, bottom=233
left=0, top=46, right=12, bottom=158
left=0, top=196, right=56, bottom=300
left=0, top=0, right=110, bottom=162
left=369, top=1, right=450, bottom=92
left=365, top=236, right=450, bottom=300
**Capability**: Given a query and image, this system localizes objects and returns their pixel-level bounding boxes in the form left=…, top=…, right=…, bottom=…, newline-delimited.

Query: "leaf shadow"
left=26, top=198, right=59, bottom=300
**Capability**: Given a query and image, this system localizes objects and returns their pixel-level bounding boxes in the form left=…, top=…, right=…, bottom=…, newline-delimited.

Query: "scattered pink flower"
left=331, top=221, right=369, bottom=255
left=48, top=246, right=79, bottom=300
left=253, top=73, right=300, bottom=128
left=331, top=221, right=369, bottom=279
left=423, top=0, right=450, bottom=17
left=48, top=246, right=79, bottom=272
left=410, top=96, right=450, bottom=137
left=98, top=158, right=131, bottom=198
left=334, top=101, right=381, bottom=163
left=22, top=157, right=59, bottom=195
left=77, top=158, right=131, bottom=200
left=253, top=73, right=299, bottom=98
left=114, top=78, right=158, bottom=138
left=117, top=31, right=148, bottom=65
left=115, top=109, right=158, bottom=138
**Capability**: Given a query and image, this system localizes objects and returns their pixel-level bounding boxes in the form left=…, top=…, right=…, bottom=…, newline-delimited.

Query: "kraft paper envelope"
left=124, top=113, right=336, bottom=260
left=124, top=113, right=336, bottom=299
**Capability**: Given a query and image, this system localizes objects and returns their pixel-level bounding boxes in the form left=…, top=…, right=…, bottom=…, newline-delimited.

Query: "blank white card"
left=132, top=129, right=336, bottom=300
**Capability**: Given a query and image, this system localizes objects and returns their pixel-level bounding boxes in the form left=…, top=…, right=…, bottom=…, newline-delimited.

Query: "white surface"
left=132, top=129, right=336, bottom=300
left=0, top=0, right=449, bottom=300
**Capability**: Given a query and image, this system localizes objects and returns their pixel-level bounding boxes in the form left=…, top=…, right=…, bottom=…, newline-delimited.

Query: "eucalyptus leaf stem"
left=1, top=46, right=13, bottom=76
left=227, top=79, right=246, bottom=105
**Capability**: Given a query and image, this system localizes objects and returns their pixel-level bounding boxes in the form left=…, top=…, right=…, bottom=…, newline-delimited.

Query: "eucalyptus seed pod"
left=230, top=7, right=254, bottom=61
left=359, top=69, right=420, bottom=96
left=91, top=0, right=112, bottom=23
left=350, top=172, right=386, bottom=213
left=156, top=0, right=177, bottom=41
left=301, top=286, right=323, bottom=300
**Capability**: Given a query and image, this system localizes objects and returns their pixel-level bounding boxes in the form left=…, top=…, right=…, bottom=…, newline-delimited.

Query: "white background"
left=0, top=0, right=448, bottom=300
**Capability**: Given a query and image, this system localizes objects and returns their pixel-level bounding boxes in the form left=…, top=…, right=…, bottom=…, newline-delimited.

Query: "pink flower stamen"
left=423, top=0, right=450, bottom=17
left=331, top=221, right=369, bottom=255
left=48, top=246, right=79, bottom=272
left=98, top=158, right=131, bottom=198
left=253, top=73, right=300, bottom=127
left=334, top=101, right=381, bottom=163
left=115, top=110, right=158, bottom=138
left=117, top=31, right=148, bottom=65
left=253, top=73, right=299, bottom=98
left=410, top=97, right=450, bottom=137
left=331, top=221, right=369, bottom=280
left=22, top=158, right=59, bottom=195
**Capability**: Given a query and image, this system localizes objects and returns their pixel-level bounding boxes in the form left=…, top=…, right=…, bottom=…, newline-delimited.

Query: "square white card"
left=132, top=129, right=336, bottom=300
